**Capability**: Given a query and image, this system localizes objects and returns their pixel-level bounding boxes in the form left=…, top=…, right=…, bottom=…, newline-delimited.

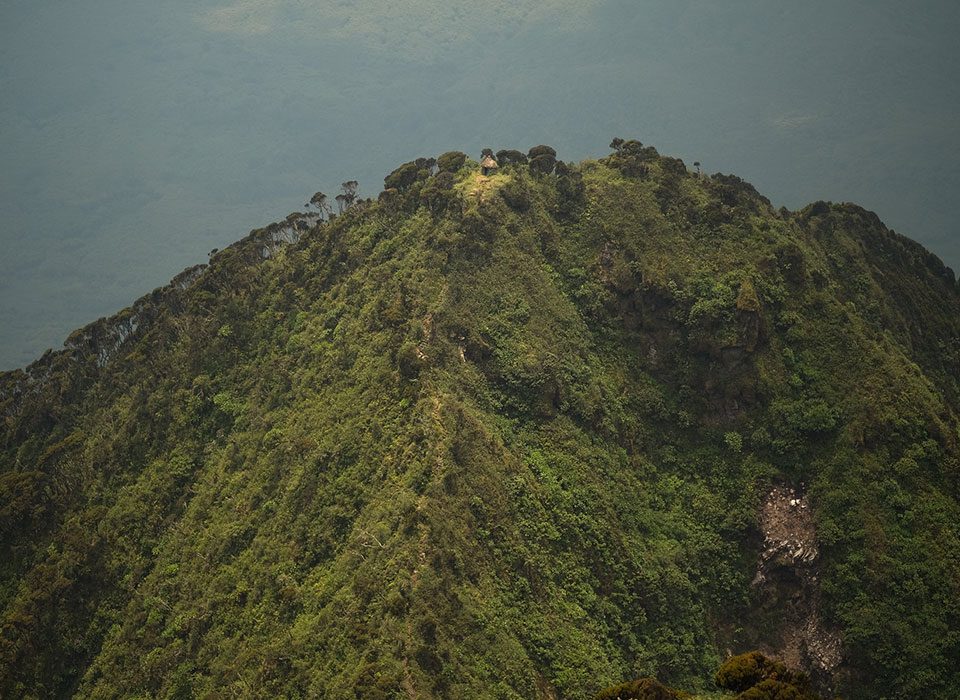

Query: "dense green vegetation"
left=592, top=651, right=826, bottom=699
left=713, top=651, right=822, bottom=699
left=1, top=140, right=959, bottom=698
left=593, top=675, right=687, bottom=700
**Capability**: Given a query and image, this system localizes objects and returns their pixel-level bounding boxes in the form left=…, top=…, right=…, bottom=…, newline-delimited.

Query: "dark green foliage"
left=775, top=242, right=807, bottom=285
left=527, top=144, right=557, bottom=175
left=436, top=150, right=468, bottom=173
left=659, top=156, right=687, bottom=177
left=716, top=652, right=785, bottom=692
left=715, top=652, right=820, bottom=699
left=397, top=340, right=425, bottom=378
left=415, top=156, right=437, bottom=174
left=738, top=679, right=816, bottom=700
left=419, top=172, right=458, bottom=215
left=383, top=161, right=423, bottom=191
left=498, top=173, right=532, bottom=212
left=307, top=191, right=330, bottom=218
left=709, top=174, right=771, bottom=214
left=593, top=676, right=684, bottom=700
left=596, top=655, right=823, bottom=700
left=1, top=140, right=959, bottom=699
left=339, top=180, right=359, bottom=211
left=528, top=144, right=556, bottom=158
left=496, top=149, right=528, bottom=166
left=555, top=162, right=586, bottom=219
left=383, top=160, right=441, bottom=213
left=378, top=187, right=400, bottom=208
left=607, top=138, right=659, bottom=177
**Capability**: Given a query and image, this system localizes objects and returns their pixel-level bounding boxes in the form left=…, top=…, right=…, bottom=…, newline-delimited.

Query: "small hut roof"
left=480, top=155, right=498, bottom=169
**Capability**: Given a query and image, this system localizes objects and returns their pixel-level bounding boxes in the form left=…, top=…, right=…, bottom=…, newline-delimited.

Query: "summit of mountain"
left=2, top=141, right=958, bottom=699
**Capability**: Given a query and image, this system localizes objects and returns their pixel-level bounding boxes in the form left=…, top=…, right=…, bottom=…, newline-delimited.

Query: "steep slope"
left=2, top=144, right=959, bottom=699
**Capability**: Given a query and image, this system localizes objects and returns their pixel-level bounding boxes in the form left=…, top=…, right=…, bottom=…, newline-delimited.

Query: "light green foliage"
left=1, top=146, right=959, bottom=699
left=724, top=432, right=743, bottom=453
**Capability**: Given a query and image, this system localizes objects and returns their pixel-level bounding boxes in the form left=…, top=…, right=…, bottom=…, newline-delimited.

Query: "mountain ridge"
left=2, top=143, right=959, bottom=699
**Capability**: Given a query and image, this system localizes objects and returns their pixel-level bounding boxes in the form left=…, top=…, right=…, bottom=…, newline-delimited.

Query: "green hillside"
left=2, top=142, right=959, bottom=699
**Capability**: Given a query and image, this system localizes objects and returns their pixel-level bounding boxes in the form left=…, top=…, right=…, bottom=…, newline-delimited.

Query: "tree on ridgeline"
left=528, top=144, right=557, bottom=175
left=436, top=151, right=467, bottom=173
left=496, top=149, right=527, bottom=166
left=306, top=191, right=331, bottom=220
left=340, top=181, right=359, bottom=209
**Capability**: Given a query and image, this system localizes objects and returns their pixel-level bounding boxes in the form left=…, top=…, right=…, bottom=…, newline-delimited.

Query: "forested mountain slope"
left=2, top=142, right=959, bottom=699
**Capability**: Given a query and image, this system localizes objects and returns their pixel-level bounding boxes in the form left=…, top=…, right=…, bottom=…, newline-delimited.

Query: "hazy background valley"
left=2, top=0, right=959, bottom=369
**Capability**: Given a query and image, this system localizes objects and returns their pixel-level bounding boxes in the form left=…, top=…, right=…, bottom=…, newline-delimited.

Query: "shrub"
left=420, top=172, right=458, bottom=215
left=660, top=156, right=687, bottom=177
left=716, top=651, right=776, bottom=691
left=555, top=165, right=585, bottom=219
left=436, top=151, right=468, bottom=173
left=499, top=176, right=531, bottom=212
left=773, top=398, right=840, bottom=435
left=496, top=149, right=527, bottom=166
left=384, top=162, right=422, bottom=191
left=775, top=243, right=807, bottom=285
left=607, top=139, right=659, bottom=177
left=397, top=341, right=424, bottom=379
left=528, top=145, right=557, bottom=175
left=739, top=678, right=818, bottom=700
left=737, top=278, right=761, bottom=312
left=715, top=652, right=819, bottom=699
left=528, top=144, right=556, bottom=159
left=593, top=677, right=683, bottom=700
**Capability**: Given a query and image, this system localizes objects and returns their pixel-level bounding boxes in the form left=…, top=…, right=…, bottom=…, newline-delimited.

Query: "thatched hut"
left=480, top=154, right=499, bottom=176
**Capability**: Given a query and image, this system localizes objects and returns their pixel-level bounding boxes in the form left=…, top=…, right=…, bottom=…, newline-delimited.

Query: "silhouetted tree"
left=306, top=192, right=331, bottom=219
left=496, top=149, right=527, bottom=166
left=660, top=156, right=687, bottom=176
left=527, top=145, right=557, bottom=175
left=384, top=162, right=422, bottom=191
left=436, top=151, right=468, bottom=173
left=340, top=181, right=359, bottom=208
left=607, top=139, right=658, bottom=177
left=414, top=157, right=437, bottom=176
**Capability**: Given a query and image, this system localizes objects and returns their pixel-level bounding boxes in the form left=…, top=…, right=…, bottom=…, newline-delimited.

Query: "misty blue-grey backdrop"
left=2, top=0, right=959, bottom=369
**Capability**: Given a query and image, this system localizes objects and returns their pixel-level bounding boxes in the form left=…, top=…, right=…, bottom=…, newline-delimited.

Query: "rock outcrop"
left=752, top=486, right=843, bottom=689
